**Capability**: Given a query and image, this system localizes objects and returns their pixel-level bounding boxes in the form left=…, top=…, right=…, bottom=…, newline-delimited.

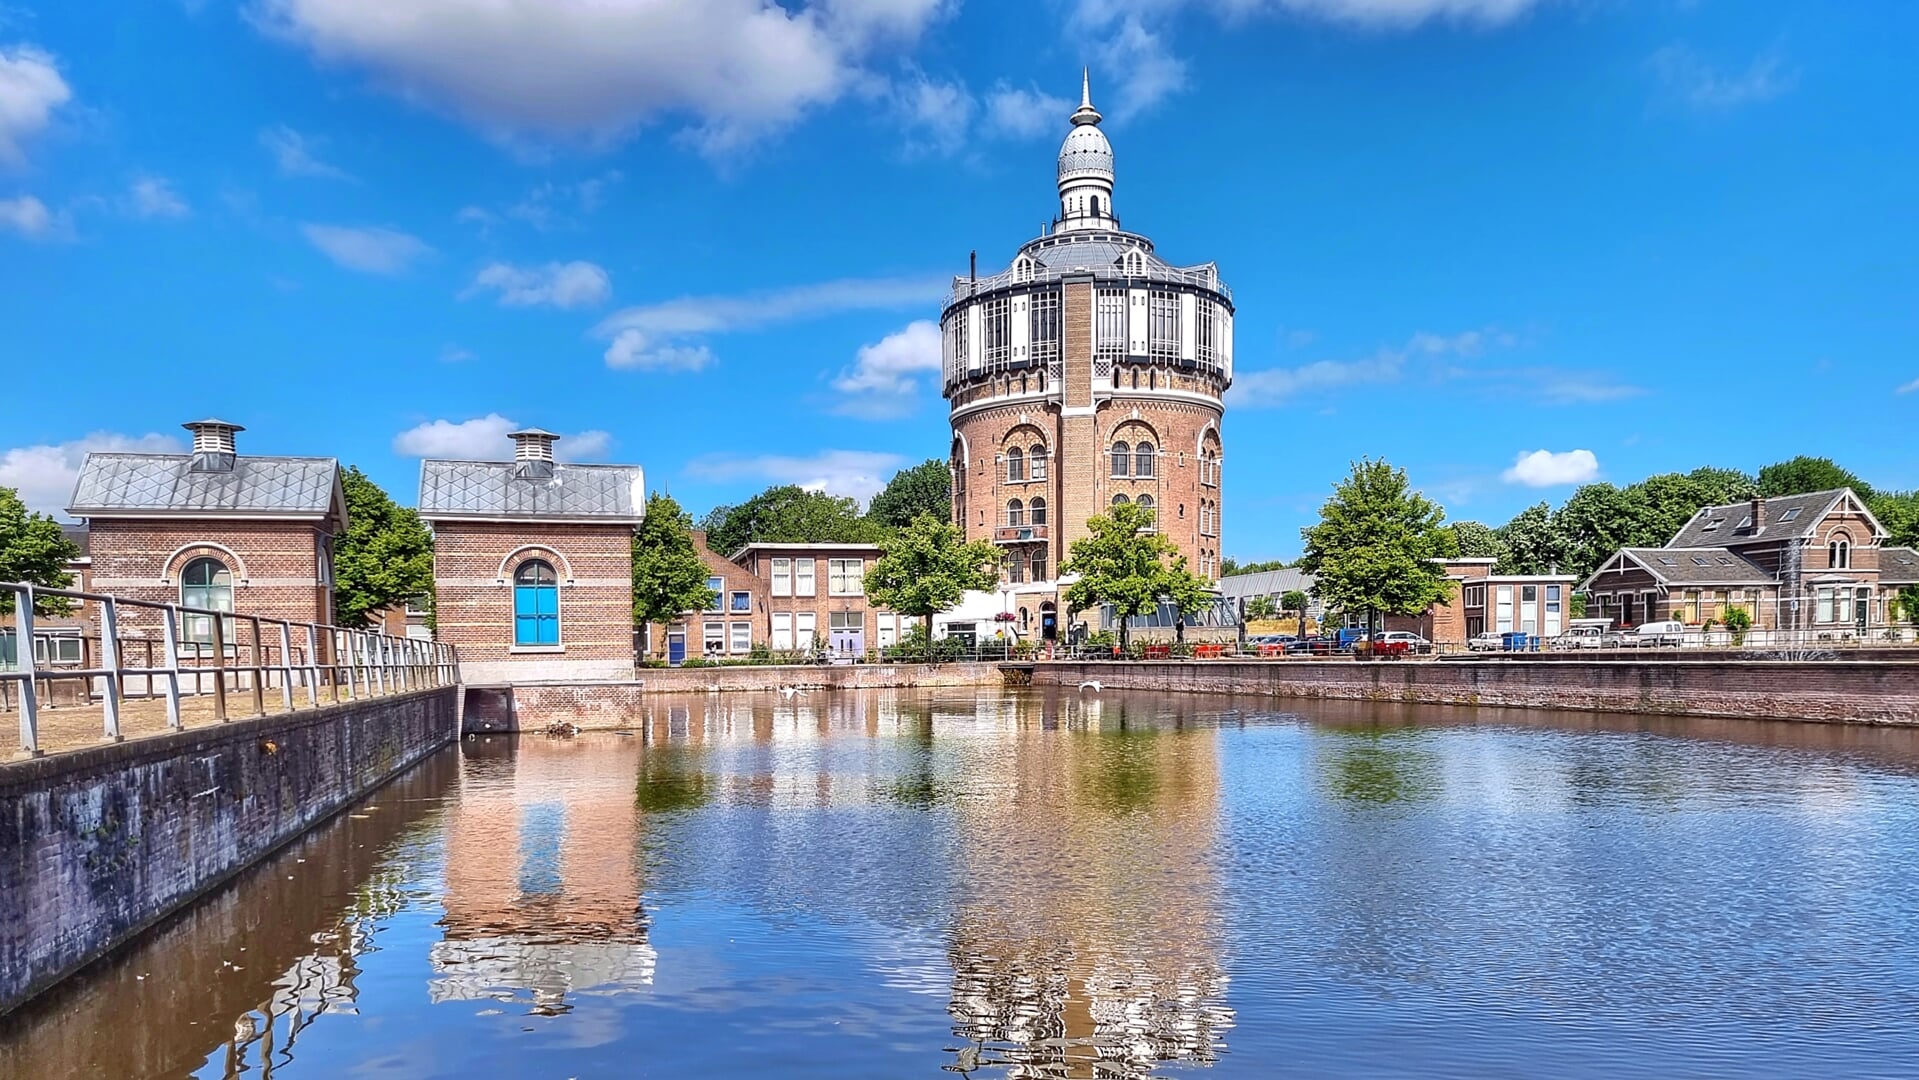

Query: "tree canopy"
left=1758, top=456, right=1874, bottom=501
left=1062, top=501, right=1211, bottom=649
left=861, top=513, right=1001, bottom=639
left=332, top=467, right=435, bottom=629
left=1449, top=521, right=1509, bottom=562
left=701, top=485, right=890, bottom=554
left=1297, top=459, right=1458, bottom=633
left=866, top=459, right=952, bottom=531
left=1220, top=556, right=1286, bottom=576
left=633, top=492, right=717, bottom=631
left=0, top=487, right=80, bottom=615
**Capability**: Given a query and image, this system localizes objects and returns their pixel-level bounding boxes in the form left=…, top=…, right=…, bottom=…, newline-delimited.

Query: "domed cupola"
left=1056, top=70, right=1115, bottom=233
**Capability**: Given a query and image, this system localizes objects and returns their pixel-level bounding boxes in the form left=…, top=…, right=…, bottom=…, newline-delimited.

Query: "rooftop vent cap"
left=183, top=418, right=243, bottom=473
left=509, top=427, right=559, bottom=479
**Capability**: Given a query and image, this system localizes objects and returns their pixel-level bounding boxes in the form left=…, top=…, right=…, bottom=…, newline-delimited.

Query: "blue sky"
left=3, top=0, right=1915, bottom=561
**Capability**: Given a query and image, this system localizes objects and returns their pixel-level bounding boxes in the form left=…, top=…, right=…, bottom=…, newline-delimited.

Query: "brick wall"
left=1032, top=659, right=1919, bottom=726
left=84, top=518, right=333, bottom=633
left=0, top=687, right=457, bottom=1014
left=431, top=521, right=634, bottom=683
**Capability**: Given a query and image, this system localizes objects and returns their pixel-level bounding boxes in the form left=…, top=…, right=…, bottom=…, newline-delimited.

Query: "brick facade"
left=84, top=519, right=336, bottom=636
left=431, top=520, right=636, bottom=684
left=642, top=534, right=907, bottom=661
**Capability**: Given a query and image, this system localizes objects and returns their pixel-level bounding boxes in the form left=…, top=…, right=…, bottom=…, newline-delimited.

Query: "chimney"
left=970, top=249, right=977, bottom=283
left=183, top=418, right=243, bottom=473
left=509, top=428, right=559, bottom=479
left=1750, top=496, right=1767, bottom=531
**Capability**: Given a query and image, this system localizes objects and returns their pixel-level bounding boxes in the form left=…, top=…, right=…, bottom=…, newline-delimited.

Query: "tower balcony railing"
left=994, top=524, right=1050, bottom=544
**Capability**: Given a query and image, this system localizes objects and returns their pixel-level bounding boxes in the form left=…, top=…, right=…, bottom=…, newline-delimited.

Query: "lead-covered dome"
left=1057, top=124, right=1113, bottom=181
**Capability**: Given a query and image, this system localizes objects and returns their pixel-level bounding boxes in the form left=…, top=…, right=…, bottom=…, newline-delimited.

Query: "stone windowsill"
left=508, top=645, right=567, bottom=654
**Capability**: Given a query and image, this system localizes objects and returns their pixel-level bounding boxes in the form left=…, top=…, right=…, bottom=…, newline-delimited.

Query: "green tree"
left=1868, top=490, right=1919, bottom=549
left=1062, top=501, right=1212, bottom=651
left=1281, top=589, right=1310, bottom=637
left=1722, top=605, right=1753, bottom=645
left=1550, top=483, right=1649, bottom=582
left=1296, top=459, right=1458, bottom=636
left=1449, top=521, right=1509, bottom=562
left=1495, top=502, right=1567, bottom=576
left=1757, top=456, right=1875, bottom=500
left=1894, top=585, right=1919, bottom=627
left=1221, top=557, right=1286, bottom=576
left=332, top=467, right=435, bottom=629
left=0, top=487, right=80, bottom=615
left=862, top=513, right=1001, bottom=642
left=865, top=459, right=951, bottom=530
left=702, top=484, right=890, bottom=554
left=632, top=493, right=717, bottom=642
left=1243, top=595, right=1278, bottom=620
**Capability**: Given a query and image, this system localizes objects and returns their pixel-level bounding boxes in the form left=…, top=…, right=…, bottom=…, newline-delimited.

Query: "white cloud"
left=260, top=124, right=354, bottom=180
left=127, top=176, right=190, bottom=219
left=833, top=320, right=940, bottom=418
left=1897, top=377, right=1919, bottom=396
left=1219, top=0, right=1543, bottom=28
left=301, top=223, right=431, bottom=273
left=256, top=0, right=951, bottom=156
left=0, top=44, right=71, bottom=166
left=392, top=414, right=611, bottom=460
left=891, top=70, right=976, bottom=157
left=467, top=260, right=611, bottom=309
left=0, top=431, right=186, bottom=518
left=1231, top=328, right=1505, bottom=406
left=1502, top=448, right=1599, bottom=488
left=983, top=82, right=1072, bottom=140
left=594, top=274, right=944, bottom=372
left=0, top=192, right=55, bottom=237
left=686, top=448, right=906, bottom=504
left=439, top=343, right=474, bottom=363
left=1650, top=45, right=1793, bottom=110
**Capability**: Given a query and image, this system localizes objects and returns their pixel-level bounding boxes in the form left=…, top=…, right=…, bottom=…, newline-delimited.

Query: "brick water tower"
left=942, top=72, right=1234, bottom=642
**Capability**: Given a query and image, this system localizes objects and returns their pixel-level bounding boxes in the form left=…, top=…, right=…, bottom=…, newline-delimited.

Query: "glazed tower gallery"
left=942, top=73, right=1234, bottom=632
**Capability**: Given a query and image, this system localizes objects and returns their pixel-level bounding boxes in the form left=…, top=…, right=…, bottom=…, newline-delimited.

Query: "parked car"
left=1467, top=631, right=1506, bottom=652
left=1631, top=620, right=1687, bottom=647
left=1372, top=631, right=1433, bottom=655
left=1286, top=635, right=1343, bottom=655
left=1551, top=625, right=1622, bottom=649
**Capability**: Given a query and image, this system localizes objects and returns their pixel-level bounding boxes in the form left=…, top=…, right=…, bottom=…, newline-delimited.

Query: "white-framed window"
left=33, top=633, right=84, bottom=666
left=1030, top=497, right=1047, bottom=526
left=1195, top=297, right=1216, bottom=369
left=1546, top=585, right=1563, bottom=637
left=730, top=590, right=751, bottom=613
left=1006, top=446, right=1025, bottom=482
left=772, top=612, right=794, bottom=650
left=1112, top=493, right=1129, bottom=508
left=955, top=304, right=970, bottom=369
left=1095, top=288, right=1126, bottom=359
left=1030, top=290, right=1061, bottom=364
left=1007, top=499, right=1025, bottom=527
left=829, top=558, right=863, bottom=596
left=1005, top=555, right=1025, bottom=583
left=830, top=611, right=862, bottom=632
left=795, top=558, right=816, bottom=597
left=1134, top=442, right=1156, bottom=478
left=771, top=558, right=792, bottom=597
left=983, top=295, right=1011, bottom=369
left=705, top=577, right=724, bottom=613
left=1030, top=552, right=1047, bottom=581
left=1111, top=441, right=1130, bottom=477
left=702, top=621, right=725, bottom=654
left=729, top=622, right=751, bottom=654
left=878, top=615, right=899, bottom=649
left=1496, top=586, right=1515, bottom=634
left=1029, top=444, right=1048, bottom=481
left=1149, top=290, right=1180, bottom=361
left=796, top=612, right=817, bottom=646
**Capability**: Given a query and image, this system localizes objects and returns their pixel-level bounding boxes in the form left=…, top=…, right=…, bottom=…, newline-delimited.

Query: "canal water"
left=6, top=689, right=1919, bottom=1079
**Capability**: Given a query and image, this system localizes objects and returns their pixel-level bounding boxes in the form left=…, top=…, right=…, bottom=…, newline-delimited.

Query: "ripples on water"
left=6, top=690, right=1919, bottom=1079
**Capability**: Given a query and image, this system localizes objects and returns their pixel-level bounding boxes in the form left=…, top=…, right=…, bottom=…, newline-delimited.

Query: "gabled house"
left=1580, top=488, right=1919, bottom=636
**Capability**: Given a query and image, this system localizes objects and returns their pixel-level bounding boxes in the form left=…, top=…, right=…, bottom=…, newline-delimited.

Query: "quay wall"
left=0, top=687, right=458, bottom=1015
left=1031, top=660, right=1919, bottom=726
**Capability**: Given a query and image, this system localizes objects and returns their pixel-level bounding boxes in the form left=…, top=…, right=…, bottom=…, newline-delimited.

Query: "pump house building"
left=420, top=429, right=644, bottom=685
left=942, top=74, right=1233, bottom=643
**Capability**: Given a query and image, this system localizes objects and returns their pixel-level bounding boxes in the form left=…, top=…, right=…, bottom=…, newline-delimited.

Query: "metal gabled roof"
left=418, top=460, right=645, bottom=523
left=69, top=453, right=342, bottom=522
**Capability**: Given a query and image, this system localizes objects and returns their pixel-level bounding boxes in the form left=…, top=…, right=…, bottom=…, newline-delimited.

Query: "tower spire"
left=1071, top=68, right=1102, bottom=127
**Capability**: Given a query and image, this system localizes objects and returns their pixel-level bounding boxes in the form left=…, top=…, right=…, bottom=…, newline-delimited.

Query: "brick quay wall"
left=1031, top=660, right=1919, bottom=726
left=0, top=687, right=458, bottom=1015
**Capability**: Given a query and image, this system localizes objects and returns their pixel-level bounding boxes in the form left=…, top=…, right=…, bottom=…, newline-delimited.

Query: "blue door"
left=667, top=632, right=687, bottom=666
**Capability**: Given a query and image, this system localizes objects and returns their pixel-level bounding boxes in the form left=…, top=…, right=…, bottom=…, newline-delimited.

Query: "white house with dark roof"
left=419, top=428, right=645, bottom=685
left=1581, top=488, right=1919, bottom=636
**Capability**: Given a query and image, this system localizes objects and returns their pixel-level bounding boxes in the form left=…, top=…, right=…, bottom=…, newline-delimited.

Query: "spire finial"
left=1070, top=68, right=1102, bottom=127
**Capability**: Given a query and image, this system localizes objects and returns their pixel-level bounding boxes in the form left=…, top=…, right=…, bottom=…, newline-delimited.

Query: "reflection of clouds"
left=428, top=937, right=656, bottom=1009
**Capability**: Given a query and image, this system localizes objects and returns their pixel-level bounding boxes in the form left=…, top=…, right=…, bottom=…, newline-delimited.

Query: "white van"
left=1632, top=620, right=1686, bottom=647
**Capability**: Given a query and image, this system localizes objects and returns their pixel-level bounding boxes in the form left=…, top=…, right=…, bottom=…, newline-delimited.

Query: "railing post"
left=278, top=621, right=296, bottom=712
left=160, top=605, right=184, bottom=731
left=248, top=616, right=266, bottom=717
left=210, top=610, right=229, bottom=722
left=13, top=586, right=41, bottom=758
left=304, top=624, right=322, bottom=705
left=99, top=596, right=123, bottom=742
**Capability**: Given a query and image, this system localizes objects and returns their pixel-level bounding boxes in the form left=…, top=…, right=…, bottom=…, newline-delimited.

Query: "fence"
left=3, top=582, right=459, bottom=758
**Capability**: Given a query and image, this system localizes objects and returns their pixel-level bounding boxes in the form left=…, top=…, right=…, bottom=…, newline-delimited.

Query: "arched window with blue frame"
left=514, top=559, right=560, bottom=645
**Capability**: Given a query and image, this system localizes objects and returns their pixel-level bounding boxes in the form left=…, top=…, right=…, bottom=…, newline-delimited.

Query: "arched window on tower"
left=1006, top=447, right=1024, bottom=483
left=1029, top=445, right=1048, bottom=481
left=1030, top=497, right=1047, bottom=526
left=1135, top=442, right=1156, bottom=478
left=179, top=556, right=234, bottom=646
left=1091, top=195, right=1101, bottom=218
left=1137, top=495, right=1155, bottom=527
left=1112, top=493, right=1130, bottom=508
left=1007, top=499, right=1025, bottom=528
left=1111, top=442, right=1130, bottom=477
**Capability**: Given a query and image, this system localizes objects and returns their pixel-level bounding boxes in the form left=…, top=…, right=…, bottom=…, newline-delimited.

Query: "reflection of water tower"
left=432, top=739, right=655, bottom=1012
left=944, top=724, right=1233, bottom=1077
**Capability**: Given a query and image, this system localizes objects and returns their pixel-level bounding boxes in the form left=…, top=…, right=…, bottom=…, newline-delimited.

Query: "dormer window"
left=1014, top=256, right=1034, bottom=283
left=1702, top=518, right=1723, bottom=532
left=1780, top=507, right=1803, bottom=523
left=1692, top=556, right=1710, bottom=566
left=1658, top=557, right=1678, bottom=567
left=1121, top=249, right=1145, bottom=276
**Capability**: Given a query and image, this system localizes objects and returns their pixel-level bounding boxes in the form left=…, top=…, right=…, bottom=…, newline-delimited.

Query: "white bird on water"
left=777, top=685, right=801, bottom=698
left=1078, top=680, right=1103, bottom=692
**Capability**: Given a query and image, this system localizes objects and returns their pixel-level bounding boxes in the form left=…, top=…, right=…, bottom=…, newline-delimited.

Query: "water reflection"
left=432, top=735, right=655, bottom=1015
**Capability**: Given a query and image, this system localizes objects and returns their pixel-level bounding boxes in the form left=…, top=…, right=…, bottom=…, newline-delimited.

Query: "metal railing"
left=3, top=582, right=459, bottom=758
